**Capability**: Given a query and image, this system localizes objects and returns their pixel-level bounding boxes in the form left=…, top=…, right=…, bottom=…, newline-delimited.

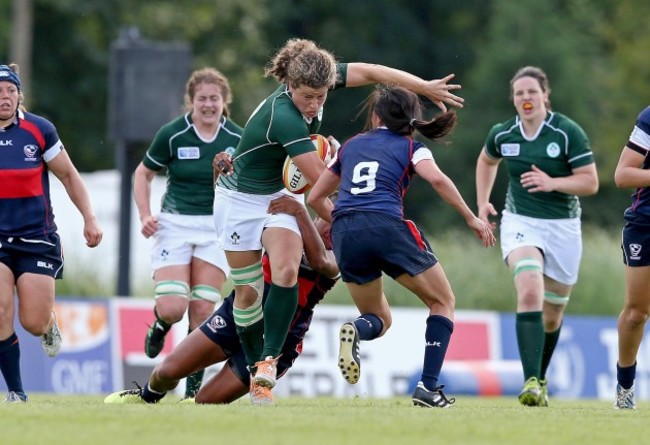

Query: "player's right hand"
left=213, top=152, right=233, bottom=176
left=140, top=215, right=158, bottom=238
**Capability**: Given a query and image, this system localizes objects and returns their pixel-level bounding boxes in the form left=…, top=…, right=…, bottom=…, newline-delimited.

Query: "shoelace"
left=434, top=385, right=456, bottom=406
left=121, top=381, right=143, bottom=397
left=616, top=387, right=634, bottom=406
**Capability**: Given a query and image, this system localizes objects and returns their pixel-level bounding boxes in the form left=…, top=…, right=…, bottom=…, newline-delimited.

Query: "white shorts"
left=500, top=210, right=582, bottom=285
left=150, top=212, right=229, bottom=276
left=213, top=187, right=303, bottom=251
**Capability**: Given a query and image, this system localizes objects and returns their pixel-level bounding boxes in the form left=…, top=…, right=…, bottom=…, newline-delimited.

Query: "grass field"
left=1, top=394, right=644, bottom=445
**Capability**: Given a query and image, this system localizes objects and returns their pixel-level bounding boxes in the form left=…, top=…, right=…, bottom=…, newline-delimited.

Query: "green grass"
left=1, top=394, right=644, bottom=445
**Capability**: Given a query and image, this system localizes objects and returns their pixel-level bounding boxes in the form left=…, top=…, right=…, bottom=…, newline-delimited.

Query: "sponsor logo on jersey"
left=629, top=243, right=642, bottom=260
left=500, top=143, right=520, bottom=156
left=24, top=144, right=39, bottom=161
left=206, top=315, right=227, bottom=333
left=37, top=260, right=54, bottom=270
left=546, top=142, right=561, bottom=158
left=178, top=146, right=200, bottom=159
left=0, top=139, right=13, bottom=147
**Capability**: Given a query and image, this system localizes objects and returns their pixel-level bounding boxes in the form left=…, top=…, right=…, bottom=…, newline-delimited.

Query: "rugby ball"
left=282, top=134, right=330, bottom=194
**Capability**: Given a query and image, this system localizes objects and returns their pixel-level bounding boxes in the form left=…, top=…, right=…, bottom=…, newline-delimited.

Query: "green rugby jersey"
left=484, top=111, right=594, bottom=219
left=143, top=113, right=242, bottom=215
left=218, top=63, right=348, bottom=195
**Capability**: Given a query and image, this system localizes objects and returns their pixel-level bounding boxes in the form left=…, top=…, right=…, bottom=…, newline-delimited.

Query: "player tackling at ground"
left=104, top=195, right=338, bottom=405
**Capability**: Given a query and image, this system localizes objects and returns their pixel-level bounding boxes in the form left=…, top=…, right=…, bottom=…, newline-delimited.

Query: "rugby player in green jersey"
left=133, top=68, right=242, bottom=398
left=212, top=38, right=466, bottom=403
left=475, top=66, right=599, bottom=407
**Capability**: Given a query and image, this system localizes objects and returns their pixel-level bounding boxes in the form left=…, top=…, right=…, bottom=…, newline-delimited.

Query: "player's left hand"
left=422, top=73, right=464, bottom=112
left=521, top=165, right=554, bottom=193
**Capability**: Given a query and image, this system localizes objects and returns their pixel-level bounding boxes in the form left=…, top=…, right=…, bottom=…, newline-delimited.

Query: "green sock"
left=261, top=283, right=298, bottom=358
left=184, top=327, right=204, bottom=398
left=235, top=319, right=265, bottom=369
left=540, top=324, right=562, bottom=379
left=515, top=311, right=544, bottom=380
left=185, top=369, right=204, bottom=398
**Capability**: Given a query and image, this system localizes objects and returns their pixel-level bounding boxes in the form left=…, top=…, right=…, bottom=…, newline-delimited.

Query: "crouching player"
left=104, top=195, right=339, bottom=405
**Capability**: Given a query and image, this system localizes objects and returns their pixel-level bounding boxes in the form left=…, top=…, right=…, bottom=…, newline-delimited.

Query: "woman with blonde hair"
left=134, top=67, right=242, bottom=399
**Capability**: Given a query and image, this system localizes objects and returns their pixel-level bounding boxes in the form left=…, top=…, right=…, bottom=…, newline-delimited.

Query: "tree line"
left=1, top=0, right=648, bottom=231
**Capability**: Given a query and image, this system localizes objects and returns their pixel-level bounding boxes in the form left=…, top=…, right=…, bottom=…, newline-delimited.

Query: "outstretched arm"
left=416, top=158, right=495, bottom=248
left=345, top=63, right=464, bottom=111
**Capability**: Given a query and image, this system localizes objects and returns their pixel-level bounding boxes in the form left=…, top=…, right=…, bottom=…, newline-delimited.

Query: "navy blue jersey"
left=0, top=111, right=63, bottom=237
left=624, top=106, right=650, bottom=219
left=330, top=128, right=432, bottom=220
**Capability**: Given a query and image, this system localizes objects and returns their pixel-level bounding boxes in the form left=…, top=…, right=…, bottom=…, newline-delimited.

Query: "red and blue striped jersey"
left=0, top=110, right=63, bottom=237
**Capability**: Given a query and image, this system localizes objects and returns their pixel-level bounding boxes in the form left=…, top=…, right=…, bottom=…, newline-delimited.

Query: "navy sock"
left=617, top=362, right=636, bottom=390
left=141, top=383, right=166, bottom=404
left=353, top=313, right=384, bottom=341
left=420, top=315, right=454, bottom=391
left=0, top=333, right=25, bottom=395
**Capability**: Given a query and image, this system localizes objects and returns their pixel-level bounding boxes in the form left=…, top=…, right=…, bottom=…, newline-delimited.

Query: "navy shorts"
left=198, top=287, right=300, bottom=386
left=621, top=212, right=650, bottom=267
left=331, top=211, right=438, bottom=284
left=0, top=233, right=64, bottom=279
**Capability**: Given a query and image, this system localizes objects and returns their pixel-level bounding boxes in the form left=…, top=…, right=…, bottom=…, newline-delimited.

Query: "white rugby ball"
left=282, top=134, right=330, bottom=194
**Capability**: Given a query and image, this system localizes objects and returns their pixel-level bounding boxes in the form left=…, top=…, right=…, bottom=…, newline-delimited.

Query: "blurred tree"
left=413, top=0, right=635, bottom=231
left=2, top=0, right=647, bottom=231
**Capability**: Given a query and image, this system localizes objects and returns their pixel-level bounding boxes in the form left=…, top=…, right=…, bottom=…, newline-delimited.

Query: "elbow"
left=614, top=171, right=628, bottom=189
left=306, top=193, right=319, bottom=210
left=428, top=177, right=446, bottom=190
left=313, top=261, right=338, bottom=278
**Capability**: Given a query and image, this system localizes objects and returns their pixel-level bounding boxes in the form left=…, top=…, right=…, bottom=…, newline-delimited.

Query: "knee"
left=20, top=315, right=48, bottom=336
left=155, top=281, right=189, bottom=323
left=269, top=262, right=299, bottom=287
left=155, top=298, right=188, bottom=324
left=543, top=304, right=566, bottom=331
left=0, top=305, right=13, bottom=326
left=623, top=306, right=650, bottom=328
